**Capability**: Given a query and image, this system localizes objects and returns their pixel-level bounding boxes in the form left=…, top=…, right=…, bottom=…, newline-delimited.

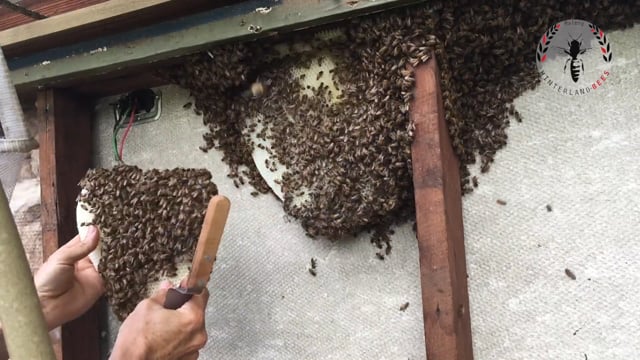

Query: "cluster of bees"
left=428, top=0, right=637, bottom=191
left=162, top=8, right=432, bottom=243
left=161, top=1, right=638, bottom=240
left=78, top=165, right=218, bottom=320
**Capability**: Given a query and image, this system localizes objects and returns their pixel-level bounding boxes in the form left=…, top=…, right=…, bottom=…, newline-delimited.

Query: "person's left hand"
left=34, top=225, right=105, bottom=330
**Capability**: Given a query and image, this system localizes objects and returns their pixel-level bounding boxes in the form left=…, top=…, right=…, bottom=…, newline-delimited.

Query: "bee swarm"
left=161, top=1, right=638, bottom=240
left=78, top=165, right=218, bottom=320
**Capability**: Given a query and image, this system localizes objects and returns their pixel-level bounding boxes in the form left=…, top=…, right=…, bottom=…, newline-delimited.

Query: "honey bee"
left=565, top=268, right=576, bottom=280
left=308, top=268, right=317, bottom=277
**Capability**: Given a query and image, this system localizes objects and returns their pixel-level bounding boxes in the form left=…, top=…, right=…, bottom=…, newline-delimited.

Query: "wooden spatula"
left=164, top=195, right=231, bottom=309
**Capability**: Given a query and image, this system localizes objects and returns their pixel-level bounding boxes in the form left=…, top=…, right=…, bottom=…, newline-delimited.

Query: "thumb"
left=53, top=226, right=100, bottom=265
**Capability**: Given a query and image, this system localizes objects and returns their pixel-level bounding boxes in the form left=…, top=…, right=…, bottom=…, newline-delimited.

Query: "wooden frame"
left=411, top=60, right=473, bottom=359
left=38, top=89, right=100, bottom=360
left=6, top=0, right=426, bottom=95
left=0, top=0, right=106, bottom=32
left=0, top=0, right=240, bottom=57
left=20, top=2, right=472, bottom=359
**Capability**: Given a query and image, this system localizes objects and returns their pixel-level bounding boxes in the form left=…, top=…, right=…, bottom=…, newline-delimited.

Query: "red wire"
left=118, top=103, right=137, bottom=161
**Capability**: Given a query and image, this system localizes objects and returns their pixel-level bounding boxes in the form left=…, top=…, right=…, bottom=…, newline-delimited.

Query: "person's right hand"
left=109, top=283, right=209, bottom=360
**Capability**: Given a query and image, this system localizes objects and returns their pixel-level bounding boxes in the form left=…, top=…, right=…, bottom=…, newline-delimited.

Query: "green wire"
left=113, top=106, right=131, bottom=161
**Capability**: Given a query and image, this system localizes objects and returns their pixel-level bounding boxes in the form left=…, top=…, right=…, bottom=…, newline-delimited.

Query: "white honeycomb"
left=245, top=29, right=348, bottom=205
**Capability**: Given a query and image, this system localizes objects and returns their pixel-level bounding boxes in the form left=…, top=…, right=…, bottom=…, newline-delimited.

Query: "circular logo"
left=536, top=19, right=612, bottom=95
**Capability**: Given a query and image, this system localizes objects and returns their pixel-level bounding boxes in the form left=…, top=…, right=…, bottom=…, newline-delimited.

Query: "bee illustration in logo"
left=559, top=35, right=591, bottom=83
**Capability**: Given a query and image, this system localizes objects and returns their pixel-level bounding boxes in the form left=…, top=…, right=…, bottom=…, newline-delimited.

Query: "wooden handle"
left=185, top=195, right=231, bottom=292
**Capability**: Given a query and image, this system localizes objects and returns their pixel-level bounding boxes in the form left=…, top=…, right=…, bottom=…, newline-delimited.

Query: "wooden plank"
left=411, top=59, right=474, bottom=360
left=71, top=70, right=168, bottom=98
left=0, top=0, right=106, bottom=31
left=0, top=0, right=46, bottom=21
left=9, top=0, right=425, bottom=92
left=0, top=0, right=238, bottom=57
left=37, top=89, right=99, bottom=360
left=16, top=56, right=174, bottom=104
left=1, top=0, right=167, bottom=45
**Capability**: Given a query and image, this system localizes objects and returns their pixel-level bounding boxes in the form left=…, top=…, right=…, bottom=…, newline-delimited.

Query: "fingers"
left=143, top=282, right=208, bottom=313
left=77, top=257, right=106, bottom=296
left=176, top=289, right=208, bottom=338
left=52, top=226, right=100, bottom=265
left=179, top=288, right=209, bottom=314
left=77, top=257, right=99, bottom=271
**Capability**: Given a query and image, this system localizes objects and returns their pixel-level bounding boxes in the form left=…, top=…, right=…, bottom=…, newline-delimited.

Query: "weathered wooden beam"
left=37, top=89, right=99, bottom=360
left=9, top=0, right=425, bottom=93
left=0, top=0, right=106, bottom=32
left=0, top=0, right=47, bottom=21
left=1, top=0, right=176, bottom=47
left=411, top=59, right=474, bottom=360
left=0, top=0, right=239, bottom=58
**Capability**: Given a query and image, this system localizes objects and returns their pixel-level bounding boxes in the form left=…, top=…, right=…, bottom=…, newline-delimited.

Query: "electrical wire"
left=112, top=106, right=127, bottom=161
left=112, top=130, right=120, bottom=161
left=118, top=103, right=137, bottom=161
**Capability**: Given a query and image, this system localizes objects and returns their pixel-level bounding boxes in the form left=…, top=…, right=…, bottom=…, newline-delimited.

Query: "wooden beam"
left=411, top=59, right=474, bottom=360
left=0, top=0, right=47, bottom=21
left=37, top=89, right=99, bottom=360
left=71, top=70, right=168, bottom=98
left=9, top=0, right=425, bottom=92
left=2, top=0, right=168, bottom=45
left=0, top=0, right=106, bottom=31
left=0, top=0, right=239, bottom=57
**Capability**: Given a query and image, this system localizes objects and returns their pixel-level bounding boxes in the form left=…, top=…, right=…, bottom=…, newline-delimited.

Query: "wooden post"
left=37, top=89, right=100, bottom=360
left=411, top=59, right=474, bottom=359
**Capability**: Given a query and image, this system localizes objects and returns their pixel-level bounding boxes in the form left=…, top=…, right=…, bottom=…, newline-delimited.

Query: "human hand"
left=110, top=283, right=209, bottom=360
left=34, top=225, right=104, bottom=330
